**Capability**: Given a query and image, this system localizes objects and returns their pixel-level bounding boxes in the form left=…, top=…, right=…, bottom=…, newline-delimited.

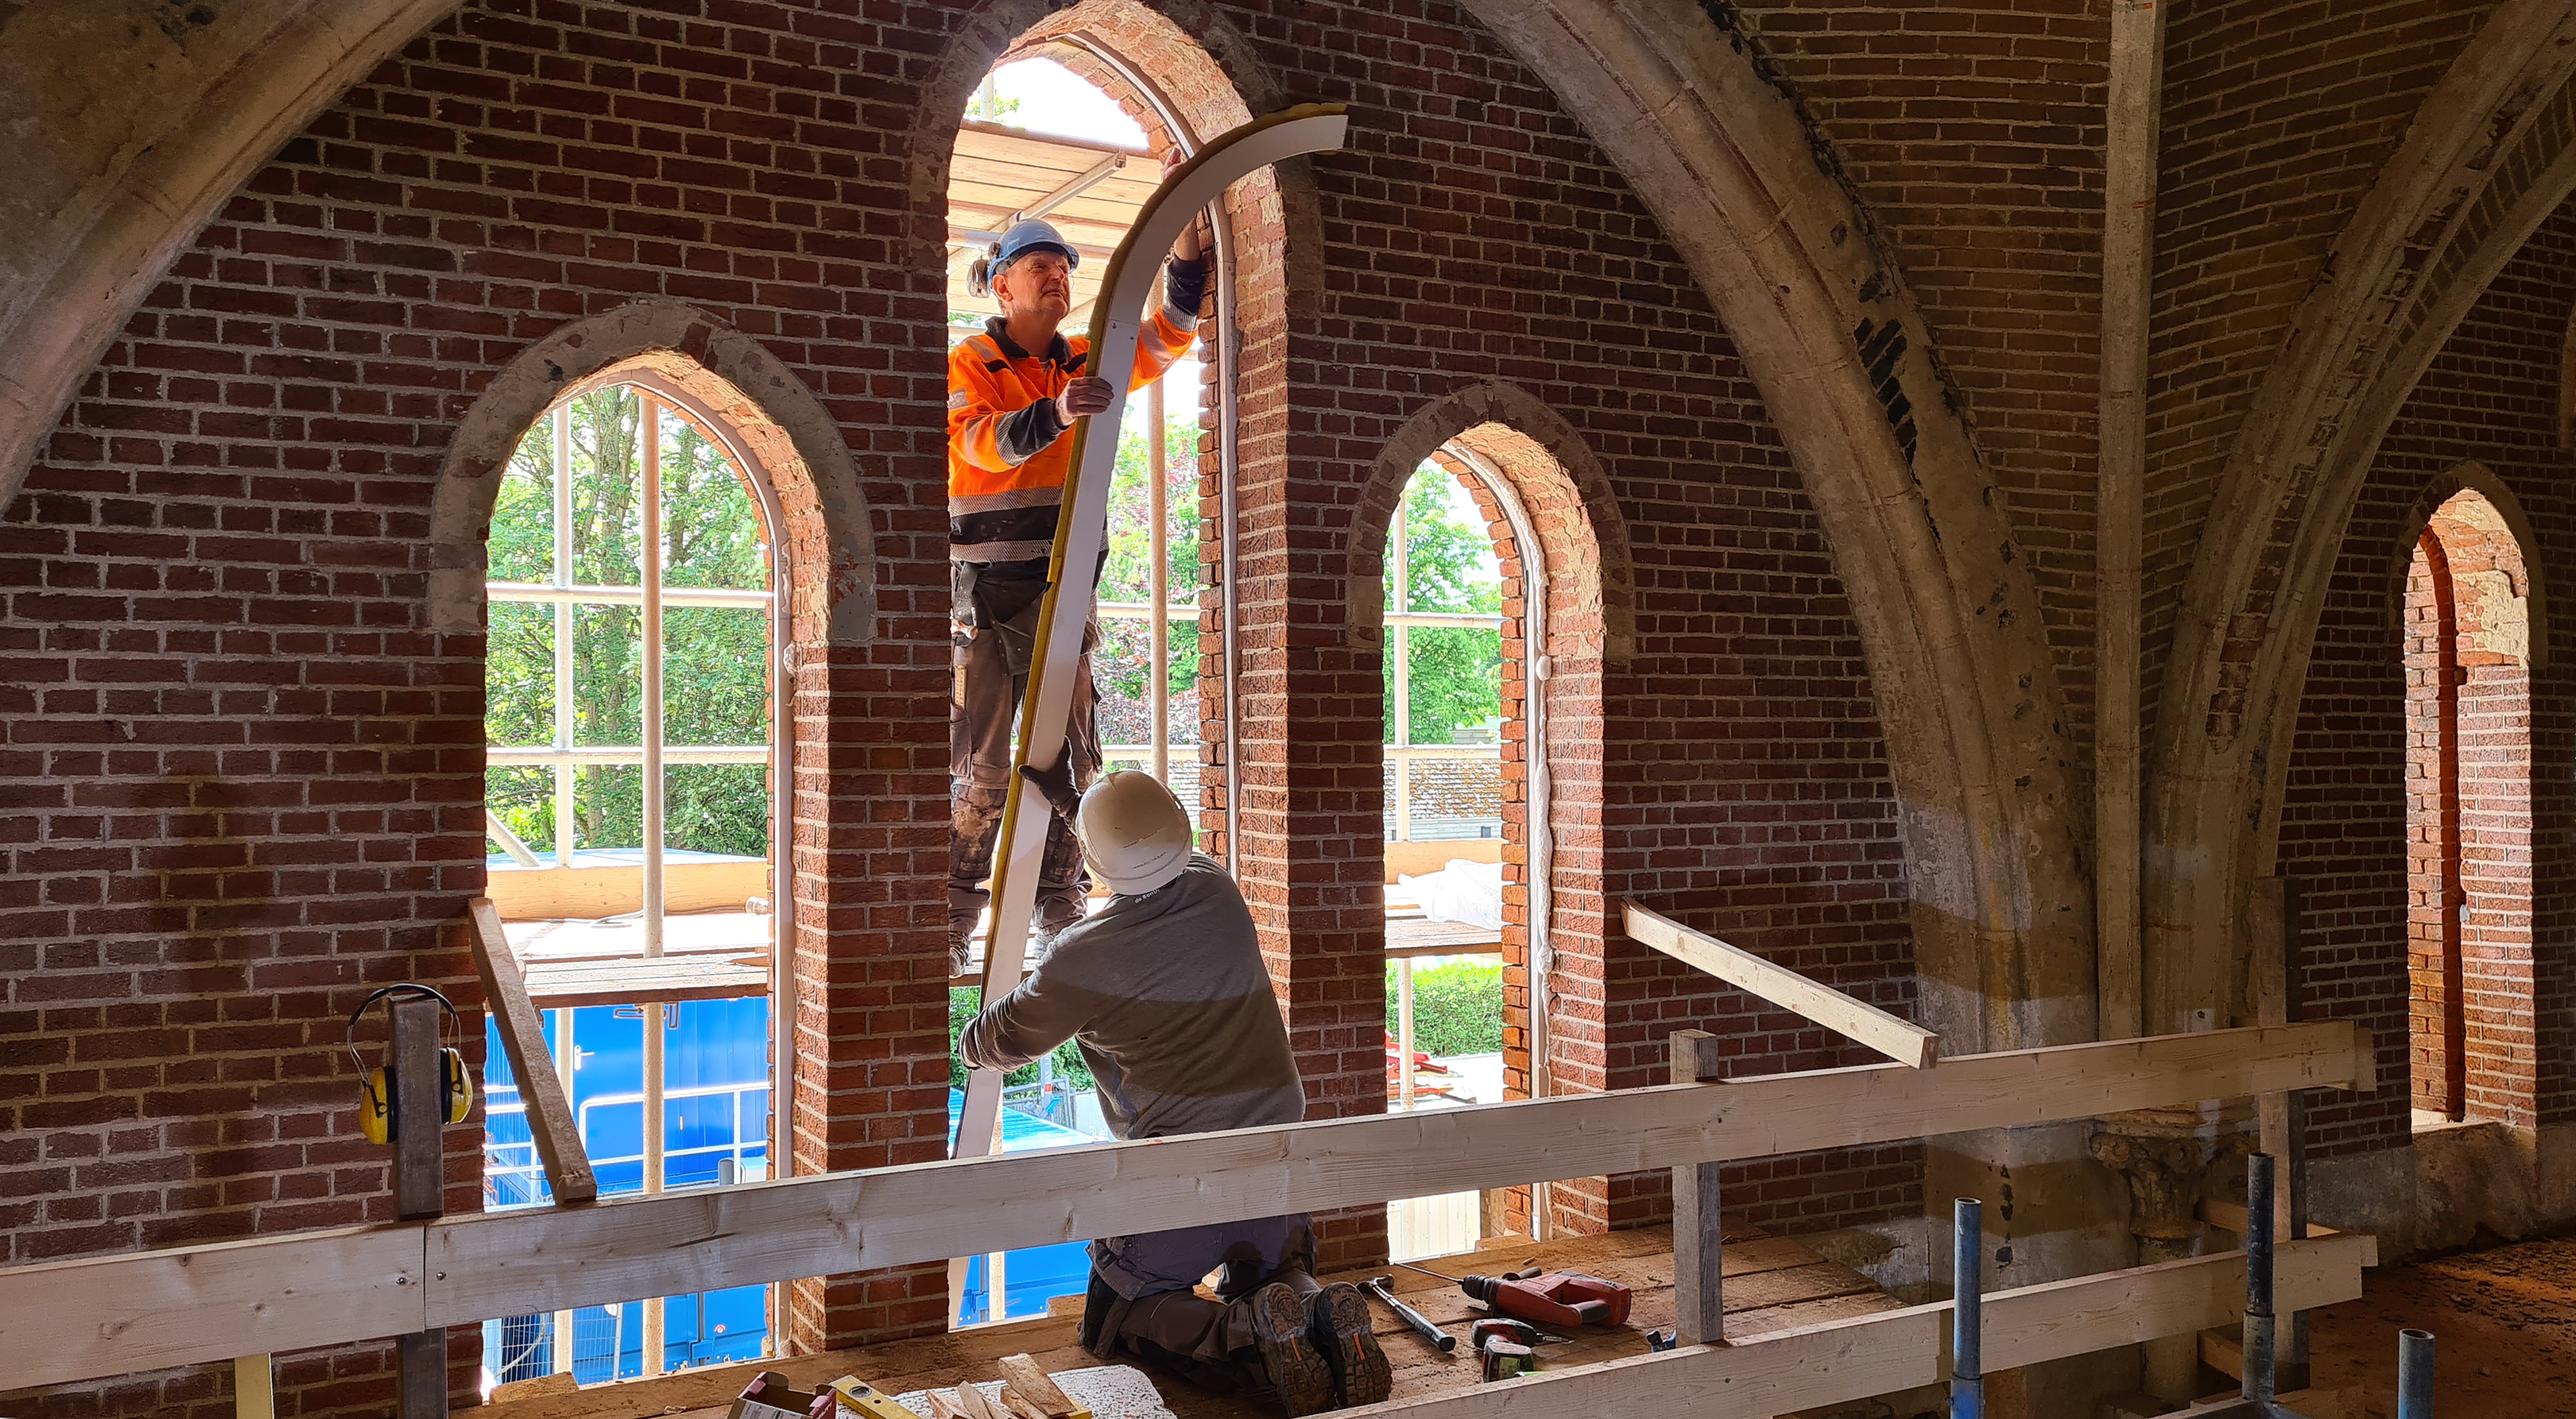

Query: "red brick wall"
left=1722, top=0, right=2113, bottom=748
left=2403, top=500, right=2539, bottom=1126
left=0, top=0, right=1923, bottom=1408
left=2403, top=530, right=2467, bottom=1117
left=2276, top=192, right=2576, bottom=1161
left=2143, top=0, right=2497, bottom=739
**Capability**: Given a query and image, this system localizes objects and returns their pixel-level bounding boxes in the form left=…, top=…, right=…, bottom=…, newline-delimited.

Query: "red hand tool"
left=1395, top=1262, right=1634, bottom=1330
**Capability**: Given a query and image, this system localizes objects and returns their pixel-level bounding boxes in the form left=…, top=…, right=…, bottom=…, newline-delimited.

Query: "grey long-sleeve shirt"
left=958, top=855, right=1304, bottom=1143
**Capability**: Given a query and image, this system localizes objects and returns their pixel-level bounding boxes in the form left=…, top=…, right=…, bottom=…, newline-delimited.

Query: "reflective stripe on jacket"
left=948, top=257, right=1206, bottom=561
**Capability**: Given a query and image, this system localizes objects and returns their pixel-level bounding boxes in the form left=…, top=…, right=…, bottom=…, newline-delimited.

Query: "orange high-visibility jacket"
left=948, top=255, right=1207, bottom=563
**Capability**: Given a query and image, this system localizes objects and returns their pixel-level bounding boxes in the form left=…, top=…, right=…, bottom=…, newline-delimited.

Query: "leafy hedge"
left=1386, top=960, right=1505, bottom=1057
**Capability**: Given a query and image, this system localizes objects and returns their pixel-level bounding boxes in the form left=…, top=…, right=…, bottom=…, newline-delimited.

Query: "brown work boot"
left=1308, top=1282, right=1392, bottom=1408
left=1249, top=1280, right=1336, bottom=1415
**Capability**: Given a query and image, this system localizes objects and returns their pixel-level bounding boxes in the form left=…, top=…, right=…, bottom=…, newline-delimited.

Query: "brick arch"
left=910, top=0, right=1317, bottom=328
left=1348, top=382, right=1634, bottom=670
left=2387, top=463, right=2550, bottom=674
left=2147, top=3, right=2576, bottom=1033
left=426, top=299, right=876, bottom=651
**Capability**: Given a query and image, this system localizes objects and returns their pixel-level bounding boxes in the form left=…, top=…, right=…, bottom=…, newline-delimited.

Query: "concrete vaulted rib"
left=0, top=0, right=463, bottom=504
left=2144, top=0, right=2576, bottom=1035
left=1455, top=0, right=2093, bottom=1052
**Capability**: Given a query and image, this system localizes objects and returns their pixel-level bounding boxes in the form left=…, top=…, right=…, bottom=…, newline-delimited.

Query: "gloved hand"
left=1018, top=758, right=1083, bottom=823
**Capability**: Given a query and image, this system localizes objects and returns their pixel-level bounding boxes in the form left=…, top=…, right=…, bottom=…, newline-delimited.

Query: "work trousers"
left=1079, top=1233, right=1322, bottom=1392
left=951, top=557, right=1100, bottom=945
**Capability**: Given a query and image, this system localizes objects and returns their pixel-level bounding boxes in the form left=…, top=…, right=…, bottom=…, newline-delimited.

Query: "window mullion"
left=553, top=403, right=576, bottom=871
left=1149, top=377, right=1169, bottom=784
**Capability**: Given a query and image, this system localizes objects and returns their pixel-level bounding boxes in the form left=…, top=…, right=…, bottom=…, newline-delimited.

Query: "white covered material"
left=1401, top=858, right=1505, bottom=931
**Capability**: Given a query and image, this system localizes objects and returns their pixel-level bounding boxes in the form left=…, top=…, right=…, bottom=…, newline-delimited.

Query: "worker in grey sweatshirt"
left=958, top=767, right=1391, bottom=1416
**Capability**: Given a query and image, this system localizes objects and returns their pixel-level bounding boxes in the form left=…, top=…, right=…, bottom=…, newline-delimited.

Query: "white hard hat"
left=1075, top=770, right=1193, bottom=895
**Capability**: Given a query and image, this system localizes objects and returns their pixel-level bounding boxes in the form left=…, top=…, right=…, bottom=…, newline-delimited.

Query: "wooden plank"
left=2201, top=1325, right=2244, bottom=1379
left=956, top=118, right=1149, bottom=161
left=1333, top=1306, right=1942, bottom=1419
left=469, top=898, right=599, bottom=1204
left=2198, top=1199, right=2338, bottom=1240
left=1668, top=1029, right=1725, bottom=1346
left=521, top=951, right=769, bottom=1010
left=1725, top=1291, right=1905, bottom=1340
left=995, top=1354, right=1080, bottom=1418
left=1721, top=1262, right=1882, bottom=1313
left=0, top=1020, right=2365, bottom=1387
left=1625, top=903, right=1940, bottom=1069
left=486, top=857, right=767, bottom=920
left=1339, top=1236, right=2374, bottom=1419
left=429, top=1020, right=2363, bottom=1329
left=1976, top=1233, right=2374, bottom=1373
left=0, top=1224, right=424, bottom=1390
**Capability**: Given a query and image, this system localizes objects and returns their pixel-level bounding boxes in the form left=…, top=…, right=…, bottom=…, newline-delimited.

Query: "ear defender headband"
left=346, top=984, right=473, bottom=1146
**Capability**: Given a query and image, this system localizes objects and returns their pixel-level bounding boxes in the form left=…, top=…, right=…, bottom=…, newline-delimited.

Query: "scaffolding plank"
left=468, top=898, right=600, bottom=1203
left=429, top=1021, right=2365, bottom=1329
left=1625, top=902, right=1940, bottom=1068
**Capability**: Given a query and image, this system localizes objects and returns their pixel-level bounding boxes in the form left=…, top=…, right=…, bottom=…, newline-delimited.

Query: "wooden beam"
left=1337, top=1306, right=1944, bottom=1419
left=0, top=1021, right=2369, bottom=1388
left=1669, top=1030, right=1726, bottom=1347
left=425, top=1022, right=2360, bottom=1328
left=1331, top=1234, right=2371, bottom=1419
left=1626, top=903, right=1940, bottom=1067
left=2198, top=1199, right=2338, bottom=1241
left=1977, top=1233, right=2373, bottom=1373
left=468, top=899, right=598, bottom=1204
left=0, top=1225, right=423, bottom=1390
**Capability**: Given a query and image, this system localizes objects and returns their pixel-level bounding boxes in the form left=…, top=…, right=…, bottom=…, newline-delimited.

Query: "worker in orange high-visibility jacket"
left=946, top=187, right=1210, bottom=976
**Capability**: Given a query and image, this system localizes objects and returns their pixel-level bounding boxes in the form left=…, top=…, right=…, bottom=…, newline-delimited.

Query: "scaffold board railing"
left=0, top=1018, right=2373, bottom=1392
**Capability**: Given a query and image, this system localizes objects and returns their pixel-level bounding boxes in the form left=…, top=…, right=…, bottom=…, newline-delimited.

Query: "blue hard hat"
left=993, top=218, right=1079, bottom=272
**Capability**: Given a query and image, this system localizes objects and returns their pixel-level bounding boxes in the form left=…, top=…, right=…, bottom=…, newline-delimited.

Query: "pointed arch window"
left=479, top=380, right=788, bottom=1381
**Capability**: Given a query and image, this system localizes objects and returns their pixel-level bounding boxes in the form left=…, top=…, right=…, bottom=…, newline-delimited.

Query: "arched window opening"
left=941, top=47, right=1227, bottom=1328
left=1360, top=406, right=1619, bottom=1249
left=2403, top=487, right=2536, bottom=1131
left=479, top=381, right=786, bottom=1383
left=1383, top=454, right=1513, bottom=1261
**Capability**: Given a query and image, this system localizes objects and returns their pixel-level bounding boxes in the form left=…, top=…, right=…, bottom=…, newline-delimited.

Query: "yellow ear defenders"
left=346, top=984, right=473, bottom=1145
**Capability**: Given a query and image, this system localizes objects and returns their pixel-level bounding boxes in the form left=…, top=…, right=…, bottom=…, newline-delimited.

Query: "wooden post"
left=233, top=1355, right=274, bottom=1419
left=1670, top=1029, right=1727, bottom=1346
left=390, top=993, right=448, bottom=1416
left=2249, top=877, right=2311, bottom=1391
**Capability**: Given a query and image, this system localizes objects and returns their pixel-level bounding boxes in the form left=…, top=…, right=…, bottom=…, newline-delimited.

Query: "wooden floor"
left=485, top=1224, right=1918, bottom=1419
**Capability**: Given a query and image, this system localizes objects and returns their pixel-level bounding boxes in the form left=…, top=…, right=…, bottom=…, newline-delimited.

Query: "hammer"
left=1360, top=1275, right=1458, bottom=1354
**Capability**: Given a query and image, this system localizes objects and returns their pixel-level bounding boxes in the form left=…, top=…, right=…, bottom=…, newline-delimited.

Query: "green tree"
left=1386, top=467, right=1503, bottom=747
left=483, top=387, right=775, bottom=862
left=1092, top=405, right=1203, bottom=730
